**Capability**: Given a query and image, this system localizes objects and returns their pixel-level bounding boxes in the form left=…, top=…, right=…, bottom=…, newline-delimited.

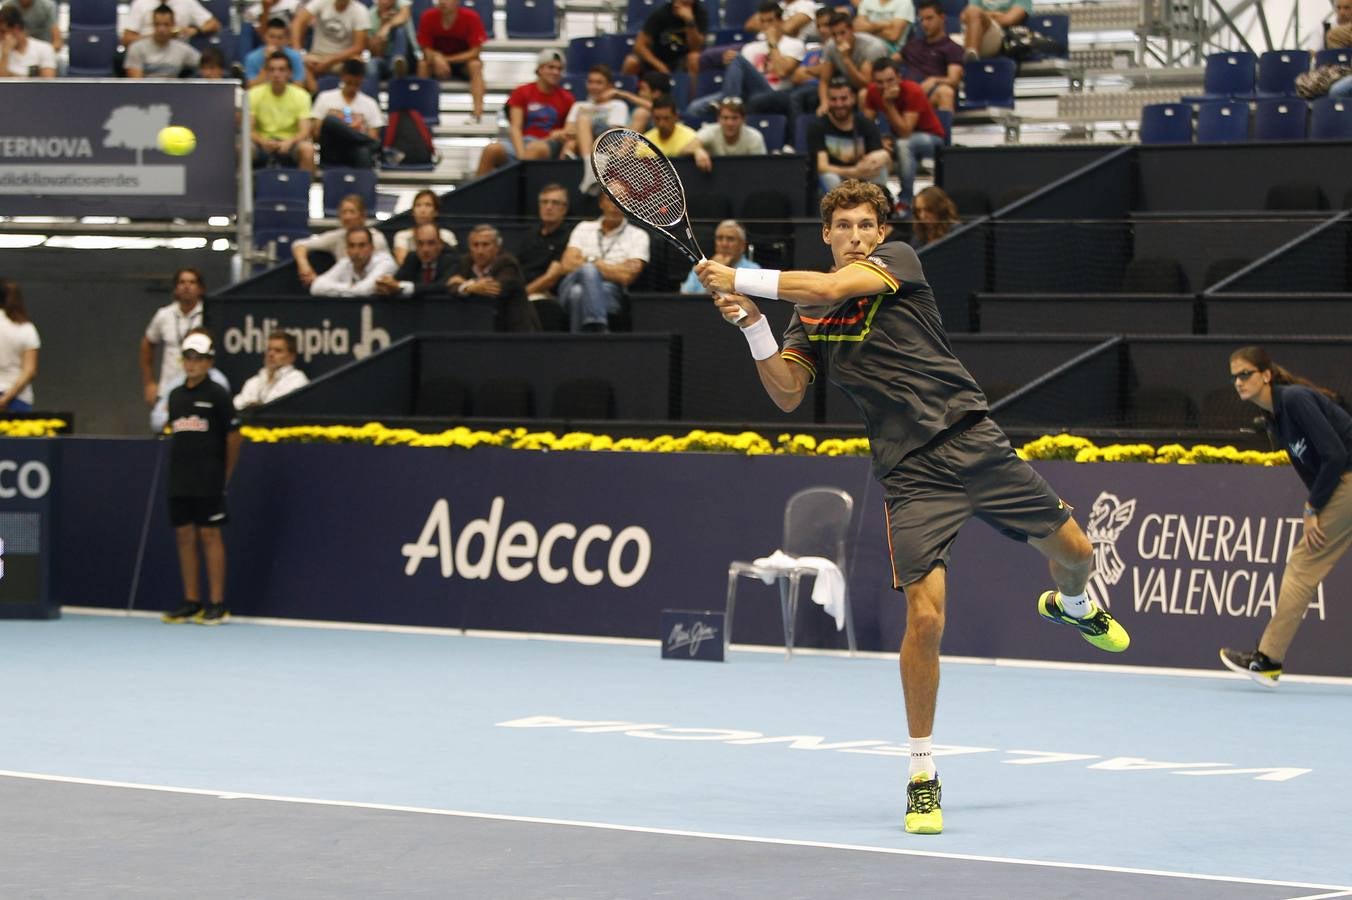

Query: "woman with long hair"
left=391, top=189, right=459, bottom=265
left=0, top=280, right=40, bottom=413
left=911, top=186, right=959, bottom=248
left=1220, top=345, right=1352, bottom=686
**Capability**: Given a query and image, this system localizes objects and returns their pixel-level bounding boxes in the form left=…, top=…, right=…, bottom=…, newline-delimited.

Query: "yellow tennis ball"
left=157, top=125, right=197, bottom=156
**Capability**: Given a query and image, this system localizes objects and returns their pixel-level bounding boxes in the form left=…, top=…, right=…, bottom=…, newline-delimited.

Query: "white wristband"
left=741, top=316, right=779, bottom=361
left=734, top=267, right=781, bottom=300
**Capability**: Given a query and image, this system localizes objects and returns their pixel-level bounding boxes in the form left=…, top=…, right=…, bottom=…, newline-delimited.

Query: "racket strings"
left=592, top=129, right=686, bottom=228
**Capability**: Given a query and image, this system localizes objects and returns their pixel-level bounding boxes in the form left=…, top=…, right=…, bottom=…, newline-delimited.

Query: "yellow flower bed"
left=236, top=424, right=1287, bottom=465
left=0, top=419, right=67, bottom=438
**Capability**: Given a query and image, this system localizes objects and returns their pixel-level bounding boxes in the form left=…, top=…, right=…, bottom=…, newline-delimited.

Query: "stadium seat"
left=254, top=169, right=311, bottom=205
left=704, top=0, right=722, bottom=29
left=741, top=190, right=794, bottom=268
left=603, top=33, right=636, bottom=71
left=551, top=378, right=616, bottom=419
left=1256, top=50, right=1309, bottom=97
left=1183, top=51, right=1257, bottom=101
left=721, top=0, right=760, bottom=29
left=388, top=77, right=440, bottom=126
left=941, top=0, right=967, bottom=14
left=748, top=113, right=786, bottom=150
left=1311, top=97, right=1352, bottom=140
left=1025, top=13, right=1069, bottom=59
left=614, top=74, right=638, bottom=93
left=505, top=0, right=556, bottom=38
left=322, top=168, right=378, bottom=217
left=473, top=378, right=535, bottom=418
left=66, top=27, right=118, bottom=76
left=1132, top=387, right=1197, bottom=428
left=1253, top=98, right=1308, bottom=141
left=935, top=108, right=953, bottom=144
left=199, top=0, right=231, bottom=27
left=670, top=71, right=691, bottom=110
left=1139, top=102, right=1193, bottom=144
left=626, top=0, right=661, bottom=31
left=462, top=0, right=495, bottom=37
left=714, top=27, right=750, bottom=45
left=1265, top=183, right=1328, bottom=210
left=253, top=230, right=308, bottom=264
left=1202, top=257, right=1252, bottom=287
left=960, top=57, right=1016, bottom=109
left=1314, top=48, right=1352, bottom=68
left=945, top=13, right=960, bottom=34
left=1195, top=100, right=1249, bottom=143
left=560, top=72, right=583, bottom=96
left=67, top=0, right=117, bottom=28
left=792, top=114, right=812, bottom=153
left=695, top=69, right=724, bottom=97
left=1121, top=257, right=1189, bottom=293
left=414, top=377, right=470, bottom=416
left=945, top=188, right=989, bottom=218
left=993, top=185, right=1034, bottom=209
left=255, top=202, right=310, bottom=234
left=566, top=36, right=606, bottom=74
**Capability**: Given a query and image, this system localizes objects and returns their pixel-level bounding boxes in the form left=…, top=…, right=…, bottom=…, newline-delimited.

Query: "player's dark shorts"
left=881, top=414, right=1071, bottom=588
left=169, top=495, right=229, bottom=528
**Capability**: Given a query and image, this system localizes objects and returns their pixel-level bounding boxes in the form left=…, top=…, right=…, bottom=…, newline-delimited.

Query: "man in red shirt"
left=417, top=0, right=486, bottom=122
left=862, top=58, right=947, bottom=212
left=475, top=49, right=575, bottom=176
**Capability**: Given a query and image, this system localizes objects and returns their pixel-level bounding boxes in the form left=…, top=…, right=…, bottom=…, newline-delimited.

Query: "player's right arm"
left=696, top=257, right=894, bottom=306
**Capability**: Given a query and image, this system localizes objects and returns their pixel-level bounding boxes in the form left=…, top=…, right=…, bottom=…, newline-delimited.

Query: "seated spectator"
left=518, top=183, right=572, bottom=300
left=197, top=45, right=228, bottom=78
left=643, top=93, right=701, bottom=156
left=310, top=226, right=397, bottom=296
left=243, top=0, right=300, bottom=33
left=607, top=70, right=671, bottom=134
left=377, top=222, right=460, bottom=296
left=0, top=4, right=54, bottom=76
left=960, top=0, right=1029, bottom=61
left=623, top=0, right=706, bottom=77
left=685, top=2, right=805, bottom=123
left=310, top=58, right=384, bottom=168
left=369, top=0, right=414, bottom=80
left=679, top=219, right=761, bottom=293
left=693, top=97, right=767, bottom=172
left=911, top=184, right=958, bottom=247
left=125, top=5, right=201, bottom=78
left=557, top=193, right=649, bottom=332
left=744, top=0, right=818, bottom=39
left=294, top=194, right=392, bottom=287
left=0, top=0, right=61, bottom=52
left=817, top=11, right=889, bottom=114
left=1302, top=25, right=1352, bottom=98
left=245, top=17, right=315, bottom=93
left=568, top=64, right=634, bottom=194
left=150, top=325, right=231, bottom=432
left=291, top=0, right=367, bottom=78
left=808, top=76, right=891, bottom=196
left=417, top=0, right=486, bottom=121
left=122, top=0, right=218, bottom=46
left=234, top=331, right=308, bottom=410
left=900, top=0, right=963, bottom=112
left=475, top=50, right=574, bottom=176
left=391, top=189, right=459, bottom=265
left=853, top=0, right=912, bottom=53
left=0, top=279, right=39, bottom=413
left=862, top=58, right=945, bottom=210
left=1331, top=0, right=1352, bottom=46
left=447, top=225, right=540, bottom=331
left=249, top=51, right=315, bottom=172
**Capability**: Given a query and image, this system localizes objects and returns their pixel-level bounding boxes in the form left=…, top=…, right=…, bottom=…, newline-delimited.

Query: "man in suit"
left=448, top=224, right=540, bottom=331
left=375, top=222, right=458, bottom=296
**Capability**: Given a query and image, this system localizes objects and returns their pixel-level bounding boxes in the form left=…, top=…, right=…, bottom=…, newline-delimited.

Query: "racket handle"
left=699, top=257, right=748, bottom=324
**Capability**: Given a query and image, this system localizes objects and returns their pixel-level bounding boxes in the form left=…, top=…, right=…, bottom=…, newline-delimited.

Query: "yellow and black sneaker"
left=198, top=603, right=230, bottom=626
left=162, top=602, right=204, bottom=624
left=1219, top=647, right=1281, bottom=687
left=1037, top=591, right=1130, bottom=652
left=904, top=773, right=943, bottom=835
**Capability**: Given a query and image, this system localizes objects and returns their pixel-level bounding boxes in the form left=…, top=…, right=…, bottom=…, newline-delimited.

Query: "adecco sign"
left=0, top=459, right=50, bottom=499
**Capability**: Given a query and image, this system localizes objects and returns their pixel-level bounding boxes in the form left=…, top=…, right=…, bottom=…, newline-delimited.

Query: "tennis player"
left=695, top=180, right=1129, bottom=835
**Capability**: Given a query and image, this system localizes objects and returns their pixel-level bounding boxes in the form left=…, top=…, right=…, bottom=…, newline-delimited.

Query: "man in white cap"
left=474, top=48, right=575, bottom=175
left=161, top=330, right=241, bottom=626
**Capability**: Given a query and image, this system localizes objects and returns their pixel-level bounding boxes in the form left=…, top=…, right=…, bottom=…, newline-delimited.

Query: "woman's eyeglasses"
left=1231, top=369, right=1258, bottom=383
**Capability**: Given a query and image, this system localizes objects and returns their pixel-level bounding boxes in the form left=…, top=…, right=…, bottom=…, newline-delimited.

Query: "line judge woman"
left=1220, top=345, right=1352, bottom=686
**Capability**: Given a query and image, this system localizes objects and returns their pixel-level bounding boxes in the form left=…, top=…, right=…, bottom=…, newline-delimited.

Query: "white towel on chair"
left=751, top=550, right=846, bottom=631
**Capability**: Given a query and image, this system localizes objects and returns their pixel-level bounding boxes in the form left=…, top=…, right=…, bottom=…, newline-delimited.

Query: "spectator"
left=517, top=183, right=572, bottom=300
left=122, top=0, right=218, bottom=46
left=417, top=0, right=486, bottom=121
left=310, top=58, right=384, bottom=168
left=197, top=45, right=228, bottom=78
left=475, top=49, right=574, bottom=176
left=292, top=0, right=367, bottom=78
left=900, top=0, right=964, bottom=112
left=685, top=2, right=805, bottom=123
left=679, top=220, right=761, bottom=293
left=557, top=193, right=649, bottom=332
left=242, top=0, right=300, bottom=33
left=391, top=189, right=459, bottom=265
left=693, top=97, right=768, bottom=172
left=960, top=0, right=1029, bottom=61
left=376, top=222, right=460, bottom=296
left=1332, top=0, right=1352, bottom=44
left=607, top=69, right=671, bottom=133
left=744, top=0, right=818, bottom=38
left=0, top=280, right=38, bottom=412
left=853, top=0, right=913, bottom=53
left=245, top=17, right=315, bottom=93
left=911, top=184, right=958, bottom=247
left=125, top=5, right=201, bottom=78
left=159, top=330, right=240, bottom=628
left=623, top=0, right=706, bottom=77
left=248, top=51, right=315, bottom=172
left=0, top=4, right=53, bottom=76
left=310, top=226, right=397, bottom=296
left=293, top=195, right=392, bottom=287
left=140, top=268, right=206, bottom=428
left=0, top=0, right=61, bottom=51
left=151, top=327, right=231, bottom=433
left=234, top=331, right=309, bottom=410
left=567, top=64, right=633, bottom=194
left=1302, top=25, right=1352, bottom=98
left=643, top=93, right=701, bottom=156
left=808, top=75, right=891, bottom=196
left=447, top=225, right=540, bottom=331
left=863, top=58, right=945, bottom=211
left=817, top=11, right=889, bottom=114
left=369, top=0, right=414, bottom=80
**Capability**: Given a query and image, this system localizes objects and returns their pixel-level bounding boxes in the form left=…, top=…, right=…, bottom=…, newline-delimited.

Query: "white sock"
left=1058, top=590, right=1092, bottom=618
left=908, top=735, right=936, bottom=779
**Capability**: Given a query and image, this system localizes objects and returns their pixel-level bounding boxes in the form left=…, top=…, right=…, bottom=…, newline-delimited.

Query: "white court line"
left=1282, top=892, right=1352, bottom=900
left=62, top=606, right=1352, bottom=687
left=0, top=768, right=1348, bottom=893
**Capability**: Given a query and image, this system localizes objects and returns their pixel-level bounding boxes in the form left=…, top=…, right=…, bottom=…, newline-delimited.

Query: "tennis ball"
left=157, top=125, right=197, bottom=157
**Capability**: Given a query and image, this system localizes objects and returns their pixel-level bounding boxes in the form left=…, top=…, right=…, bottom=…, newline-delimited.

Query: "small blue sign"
left=660, top=609, right=725, bottom=662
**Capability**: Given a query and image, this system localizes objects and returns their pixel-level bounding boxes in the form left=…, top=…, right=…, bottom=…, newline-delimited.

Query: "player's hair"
left=651, top=93, right=678, bottom=113
left=587, top=63, right=614, bottom=81
left=470, top=224, right=504, bottom=245
left=174, top=267, right=205, bottom=290
left=264, top=16, right=288, bottom=30
left=345, top=226, right=373, bottom=243
left=1, top=279, right=29, bottom=325
left=639, top=71, right=671, bottom=95
left=827, top=11, right=852, bottom=28
left=820, top=179, right=891, bottom=228
left=268, top=330, right=299, bottom=356
left=411, top=188, right=441, bottom=216
left=267, top=49, right=293, bottom=71
left=1229, top=346, right=1339, bottom=402
left=152, top=3, right=175, bottom=20
left=338, top=193, right=367, bottom=215
left=340, top=58, right=366, bottom=78
left=913, top=185, right=958, bottom=245
left=757, top=0, right=782, bottom=16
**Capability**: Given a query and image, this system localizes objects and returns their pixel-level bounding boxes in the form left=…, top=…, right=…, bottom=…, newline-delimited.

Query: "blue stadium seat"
left=670, top=71, right=691, bottom=109
left=941, top=0, right=967, bottom=14
left=253, top=230, right=309, bottom=263
left=748, top=113, right=785, bottom=149
left=67, top=0, right=117, bottom=28
left=695, top=69, right=724, bottom=96
left=506, top=0, right=556, bottom=39
left=1311, top=97, right=1352, bottom=140
left=626, top=0, right=661, bottom=31
left=388, top=77, right=440, bottom=126
left=322, top=168, right=378, bottom=217
left=191, top=29, right=239, bottom=63
left=704, top=0, right=721, bottom=30
left=680, top=112, right=706, bottom=128
left=935, top=108, right=953, bottom=144
left=714, top=27, right=750, bottom=45
left=560, top=72, right=583, bottom=96
left=66, top=26, right=118, bottom=76
left=411, top=0, right=435, bottom=26
left=602, top=33, right=635, bottom=70
left=254, top=169, right=312, bottom=205
left=1195, top=100, right=1250, bottom=143
left=254, top=201, right=310, bottom=234
left=1253, top=98, right=1308, bottom=140
left=721, top=0, right=759, bottom=29
left=793, top=113, right=812, bottom=153
left=945, top=13, right=960, bottom=34
left=1025, top=14, right=1069, bottom=59
left=566, top=36, right=606, bottom=73
left=1183, top=51, right=1257, bottom=101
left=614, top=74, right=638, bottom=93
left=1257, top=50, right=1309, bottom=97
left=960, top=57, right=1016, bottom=109
left=199, top=0, right=231, bottom=27
left=462, top=0, right=495, bottom=37
left=1139, top=102, right=1192, bottom=144
left=1314, top=48, right=1351, bottom=68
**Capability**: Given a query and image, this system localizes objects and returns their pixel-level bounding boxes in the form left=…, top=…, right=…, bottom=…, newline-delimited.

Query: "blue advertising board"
left=0, top=438, right=59, bottom=619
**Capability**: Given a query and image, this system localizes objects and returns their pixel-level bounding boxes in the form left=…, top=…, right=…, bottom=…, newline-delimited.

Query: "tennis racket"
left=590, top=127, right=746, bottom=322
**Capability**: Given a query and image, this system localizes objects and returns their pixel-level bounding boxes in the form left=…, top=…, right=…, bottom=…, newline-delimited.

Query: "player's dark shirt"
left=780, top=240, right=987, bottom=478
left=167, top=376, right=238, bottom=498
left=1269, top=384, right=1352, bottom=510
